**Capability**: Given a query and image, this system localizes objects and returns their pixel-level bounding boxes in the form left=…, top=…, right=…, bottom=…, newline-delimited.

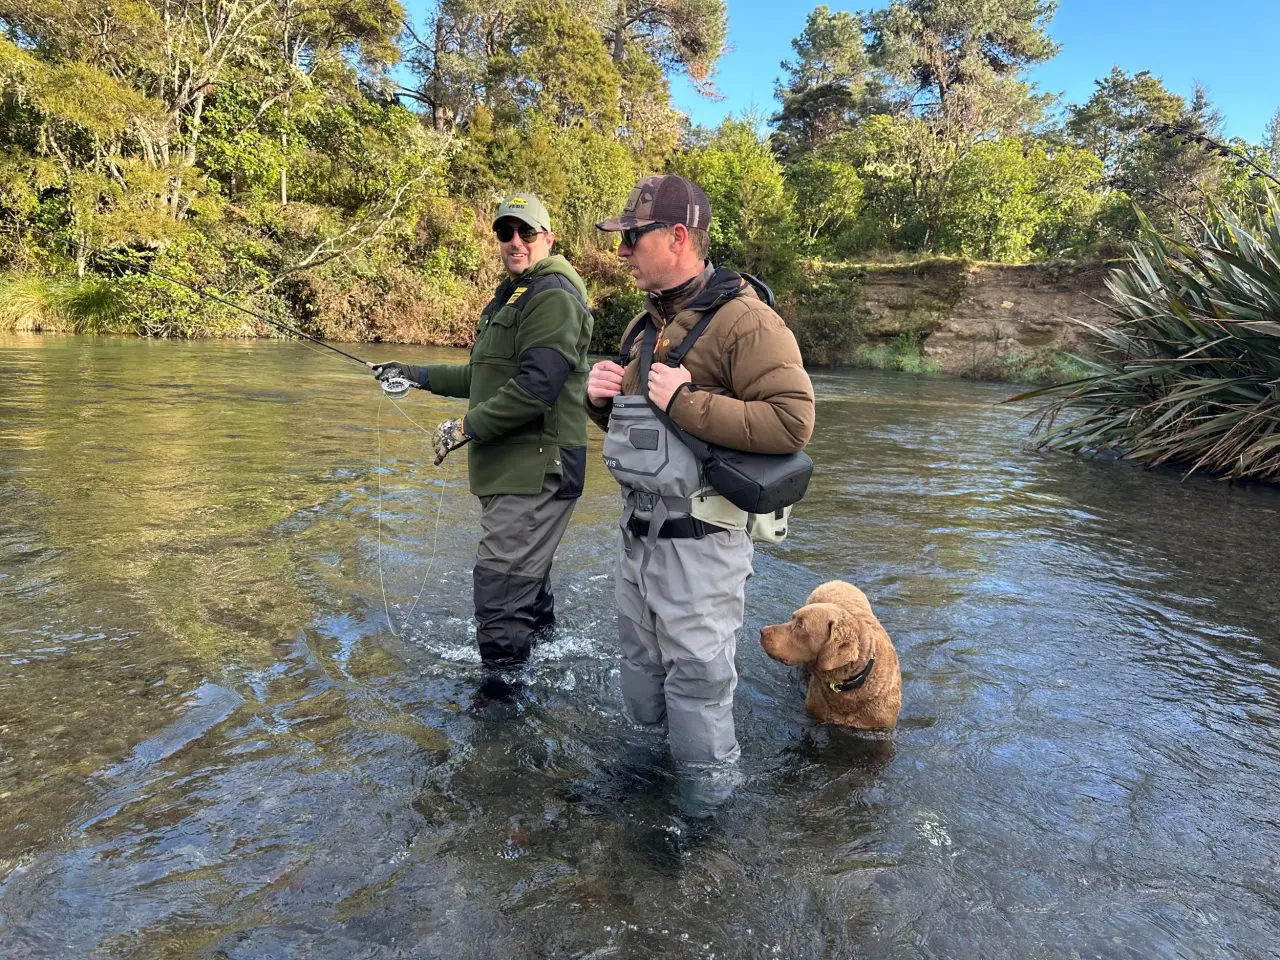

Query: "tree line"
left=1, top=0, right=1277, bottom=346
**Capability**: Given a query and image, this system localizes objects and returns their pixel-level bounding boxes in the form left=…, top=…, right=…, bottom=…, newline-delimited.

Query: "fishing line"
left=375, top=394, right=450, bottom=638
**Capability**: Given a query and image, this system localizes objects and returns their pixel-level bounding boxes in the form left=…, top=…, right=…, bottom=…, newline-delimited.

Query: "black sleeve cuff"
left=664, top=382, right=697, bottom=415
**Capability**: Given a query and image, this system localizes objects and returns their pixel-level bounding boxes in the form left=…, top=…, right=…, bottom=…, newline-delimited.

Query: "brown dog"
left=759, top=581, right=901, bottom=730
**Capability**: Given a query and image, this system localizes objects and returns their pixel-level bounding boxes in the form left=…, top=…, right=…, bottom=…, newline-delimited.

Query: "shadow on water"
left=2, top=339, right=1280, bottom=958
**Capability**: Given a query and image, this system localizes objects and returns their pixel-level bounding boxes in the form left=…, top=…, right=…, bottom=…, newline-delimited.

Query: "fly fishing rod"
left=0, top=222, right=416, bottom=399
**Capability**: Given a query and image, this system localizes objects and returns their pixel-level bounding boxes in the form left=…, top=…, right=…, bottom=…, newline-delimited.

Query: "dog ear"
left=815, top=613, right=865, bottom=673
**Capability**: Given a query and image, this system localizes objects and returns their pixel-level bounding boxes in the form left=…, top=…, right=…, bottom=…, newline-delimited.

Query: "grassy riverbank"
left=1, top=252, right=1109, bottom=385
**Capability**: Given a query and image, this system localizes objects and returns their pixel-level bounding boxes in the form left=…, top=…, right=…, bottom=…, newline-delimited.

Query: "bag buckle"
left=629, top=490, right=659, bottom=513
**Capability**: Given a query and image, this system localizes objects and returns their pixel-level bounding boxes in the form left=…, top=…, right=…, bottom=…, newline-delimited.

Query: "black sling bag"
left=619, top=276, right=813, bottom=515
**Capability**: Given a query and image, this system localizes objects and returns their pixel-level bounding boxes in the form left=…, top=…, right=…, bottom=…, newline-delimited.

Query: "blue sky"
left=669, top=0, right=1280, bottom=141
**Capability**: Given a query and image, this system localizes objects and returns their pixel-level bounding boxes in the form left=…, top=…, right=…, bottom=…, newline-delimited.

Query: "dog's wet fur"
left=759, top=581, right=901, bottom=730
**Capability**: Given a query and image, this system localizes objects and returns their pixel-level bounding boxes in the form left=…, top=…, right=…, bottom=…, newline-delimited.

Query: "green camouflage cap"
left=493, top=192, right=552, bottom=233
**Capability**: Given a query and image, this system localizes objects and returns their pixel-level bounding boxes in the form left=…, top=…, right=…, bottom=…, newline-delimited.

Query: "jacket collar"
left=646, top=262, right=714, bottom=323
left=497, top=254, right=563, bottom=298
left=643, top=263, right=759, bottom=325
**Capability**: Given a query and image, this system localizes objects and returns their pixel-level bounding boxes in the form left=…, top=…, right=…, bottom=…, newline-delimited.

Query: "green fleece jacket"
left=426, top=255, right=593, bottom=497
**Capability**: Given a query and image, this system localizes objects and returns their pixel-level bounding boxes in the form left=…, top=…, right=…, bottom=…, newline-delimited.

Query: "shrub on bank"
left=854, top=335, right=941, bottom=374
left=0, top=273, right=130, bottom=333
left=785, top=261, right=866, bottom=366
left=1016, top=195, right=1280, bottom=481
left=964, top=345, right=1089, bottom=385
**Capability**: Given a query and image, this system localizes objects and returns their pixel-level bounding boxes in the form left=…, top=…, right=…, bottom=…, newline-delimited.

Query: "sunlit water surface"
left=2, top=335, right=1278, bottom=959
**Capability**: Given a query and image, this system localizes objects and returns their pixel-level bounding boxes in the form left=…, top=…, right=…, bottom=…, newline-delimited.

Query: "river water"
left=1, top=334, right=1278, bottom=959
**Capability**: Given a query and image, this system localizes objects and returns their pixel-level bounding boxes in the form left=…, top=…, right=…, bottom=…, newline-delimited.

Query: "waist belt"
left=626, top=515, right=728, bottom=540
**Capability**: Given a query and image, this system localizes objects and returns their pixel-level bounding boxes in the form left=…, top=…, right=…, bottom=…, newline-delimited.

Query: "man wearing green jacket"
left=372, top=193, right=594, bottom=667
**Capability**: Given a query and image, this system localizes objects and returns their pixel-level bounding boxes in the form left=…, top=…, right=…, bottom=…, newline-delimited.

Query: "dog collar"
left=829, top=657, right=875, bottom=694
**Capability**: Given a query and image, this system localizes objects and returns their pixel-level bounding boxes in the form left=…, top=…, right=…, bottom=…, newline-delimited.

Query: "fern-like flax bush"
left=1011, top=194, right=1280, bottom=482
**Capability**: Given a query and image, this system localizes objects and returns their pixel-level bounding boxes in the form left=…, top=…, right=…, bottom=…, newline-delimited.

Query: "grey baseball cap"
left=493, top=192, right=552, bottom=232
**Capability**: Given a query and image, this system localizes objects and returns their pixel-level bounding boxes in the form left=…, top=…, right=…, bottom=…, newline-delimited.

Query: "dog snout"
left=759, top=624, right=794, bottom=664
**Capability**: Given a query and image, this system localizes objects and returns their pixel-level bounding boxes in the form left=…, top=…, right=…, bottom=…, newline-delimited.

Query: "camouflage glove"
left=432, top=417, right=471, bottom=466
left=371, top=361, right=428, bottom=388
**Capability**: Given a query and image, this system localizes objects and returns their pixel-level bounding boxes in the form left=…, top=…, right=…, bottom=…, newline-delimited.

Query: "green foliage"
left=1064, top=68, right=1184, bottom=173
left=1016, top=194, right=1280, bottom=480
left=617, top=48, right=681, bottom=169
left=823, top=114, right=952, bottom=254
left=772, top=6, right=872, bottom=158
left=672, top=118, right=802, bottom=289
left=114, top=232, right=256, bottom=338
left=554, top=127, right=640, bottom=243
left=767, top=0, right=1236, bottom=267
left=1267, top=108, right=1280, bottom=175
left=866, top=0, right=1058, bottom=145
left=1063, top=69, right=1238, bottom=237
left=1212, top=139, right=1274, bottom=219
left=0, top=272, right=130, bottom=332
left=1030, top=145, right=1107, bottom=257
left=591, top=287, right=647, bottom=354
left=787, top=261, right=865, bottom=365
left=786, top=154, right=864, bottom=249
left=939, top=139, right=1103, bottom=261
left=490, top=5, right=623, bottom=130
left=853, top=334, right=940, bottom=374
left=966, top=344, right=1086, bottom=384
left=598, top=0, right=728, bottom=90
left=939, top=139, right=1040, bottom=260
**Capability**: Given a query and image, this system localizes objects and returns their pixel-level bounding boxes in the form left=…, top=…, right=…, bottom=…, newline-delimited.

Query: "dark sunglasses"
left=620, top=222, right=670, bottom=248
left=495, top=222, right=541, bottom=243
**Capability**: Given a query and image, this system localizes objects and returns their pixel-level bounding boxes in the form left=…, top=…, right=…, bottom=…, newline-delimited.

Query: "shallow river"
left=2, top=335, right=1279, bottom=959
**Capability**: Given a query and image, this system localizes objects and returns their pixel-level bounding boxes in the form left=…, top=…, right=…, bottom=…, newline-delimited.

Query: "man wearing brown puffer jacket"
left=588, top=175, right=815, bottom=789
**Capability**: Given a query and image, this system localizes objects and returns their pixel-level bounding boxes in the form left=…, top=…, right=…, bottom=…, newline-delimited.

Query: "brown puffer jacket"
left=587, top=265, right=815, bottom=453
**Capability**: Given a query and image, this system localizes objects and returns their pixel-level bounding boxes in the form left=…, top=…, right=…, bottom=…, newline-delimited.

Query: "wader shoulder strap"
left=615, top=313, right=649, bottom=367
left=664, top=302, right=726, bottom=368
left=612, top=267, right=773, bottom=367
left=614, top=298, right=730, bottom=373
left=635, top=315, right=716, bottom=461
left=664, top=272, right=774, bottom=364
left=617, top=301, right=721, bottom=462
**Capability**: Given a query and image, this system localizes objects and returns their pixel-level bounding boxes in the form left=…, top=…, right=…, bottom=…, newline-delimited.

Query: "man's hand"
left=432, top=417, right=471, bottom=465
left=647, top=362, right=692, bottom=412
left=587, top=360, right=625, bottom=408
left=371, top=361, right=426, bottom=388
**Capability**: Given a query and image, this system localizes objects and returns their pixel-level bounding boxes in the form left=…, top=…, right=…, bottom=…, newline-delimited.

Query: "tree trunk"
left=432, top=16, right=449, bottom=132
left=280, top=132, right=289, bottom=204
left=612, top=0, right=627, bottom=62
left=74, top=230, right=88, bottom=278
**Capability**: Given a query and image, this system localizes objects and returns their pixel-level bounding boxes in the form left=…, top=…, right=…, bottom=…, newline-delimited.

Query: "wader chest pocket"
left=603, top=396, right=701, bottom=494
left=629, top=428, right=660, bottom=450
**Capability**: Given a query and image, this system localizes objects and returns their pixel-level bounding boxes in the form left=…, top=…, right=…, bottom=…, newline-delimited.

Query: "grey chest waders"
left=603, top=279, right=812, bottom=555
left=603, top=322, right=715, bottom=569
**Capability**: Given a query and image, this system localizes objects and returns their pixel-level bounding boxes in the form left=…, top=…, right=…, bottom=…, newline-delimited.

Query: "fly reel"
left=380, top=377, right=413, bottom=400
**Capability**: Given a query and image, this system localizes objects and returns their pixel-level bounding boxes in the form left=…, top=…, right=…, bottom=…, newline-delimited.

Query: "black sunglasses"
left=620, top=222, right=670, bottom=248
left=495, top=222, right=542, bottom=243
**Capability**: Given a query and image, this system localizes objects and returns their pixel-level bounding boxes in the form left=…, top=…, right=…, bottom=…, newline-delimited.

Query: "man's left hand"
left=432, top=417, right=471, bottom=465
left=647, top=363, right=692, bottom=412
